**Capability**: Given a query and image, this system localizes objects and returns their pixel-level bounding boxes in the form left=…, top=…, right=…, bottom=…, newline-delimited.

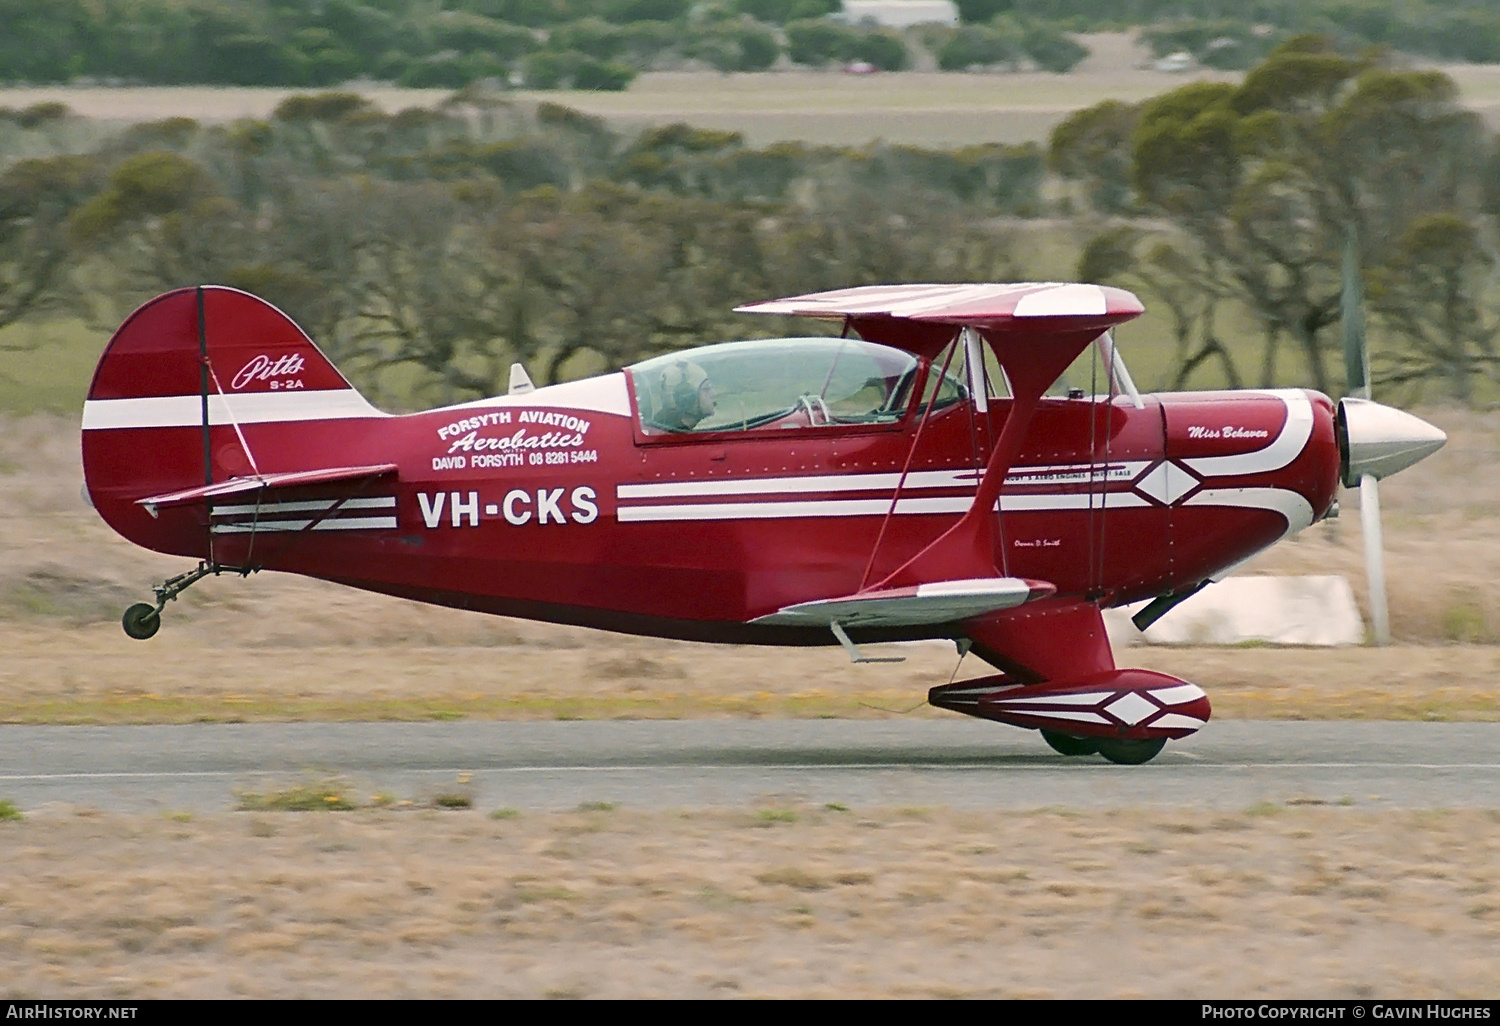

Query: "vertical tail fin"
left=82, top=286, right=386, bottom=557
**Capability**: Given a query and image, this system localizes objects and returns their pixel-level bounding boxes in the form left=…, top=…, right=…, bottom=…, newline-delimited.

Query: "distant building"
left=1153, top=51, right=1194, bottom=73
left=836, top=1, right=959, bottom=29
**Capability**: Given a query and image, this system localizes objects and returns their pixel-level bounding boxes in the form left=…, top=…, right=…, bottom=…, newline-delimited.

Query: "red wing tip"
left=1023, top=580, right=1057, bottom=601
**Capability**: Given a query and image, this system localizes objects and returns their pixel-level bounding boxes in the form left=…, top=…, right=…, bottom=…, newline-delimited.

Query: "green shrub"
left=550, top=18, right=627, bottom=60
left=1022, top=22, right=1088, bottom=73
left=785, top=20, right=854, bottom=66
left=852, top=32, right=909, bottom=72
left=522, top=48, right=583, bottom=87
left=237, top=781, right=357, bottom=811
left=573, top=56, right=636, bottom=90
left=937, top=24, right=1021, bottom=71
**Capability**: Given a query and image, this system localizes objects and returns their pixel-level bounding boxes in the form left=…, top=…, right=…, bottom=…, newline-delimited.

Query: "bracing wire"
left=858, top=333, right=961, bottom=591
left=1086, top=339, right=1101, bottom=590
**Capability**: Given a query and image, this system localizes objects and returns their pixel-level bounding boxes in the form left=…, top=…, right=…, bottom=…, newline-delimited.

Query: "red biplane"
left=81, top=283, right=1445, bottom=764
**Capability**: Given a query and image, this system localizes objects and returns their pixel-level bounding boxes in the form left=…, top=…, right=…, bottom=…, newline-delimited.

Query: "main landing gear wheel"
left=121, top=603, right=161, bottom=640
left=1095, top=737, right=1167, bottom=765
left=1041, top=730, right=1100, bottom=757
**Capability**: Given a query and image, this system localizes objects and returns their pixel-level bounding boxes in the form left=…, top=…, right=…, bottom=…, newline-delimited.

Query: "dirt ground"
left=1, top=804, right=1496, bottom=998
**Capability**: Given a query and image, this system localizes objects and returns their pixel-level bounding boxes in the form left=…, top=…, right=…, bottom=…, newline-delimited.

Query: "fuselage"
left=89, top=358, right=1341, bottom=646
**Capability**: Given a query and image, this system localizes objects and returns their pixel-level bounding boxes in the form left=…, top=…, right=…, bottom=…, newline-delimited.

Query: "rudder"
left=82, top=286, right=385, bottom=558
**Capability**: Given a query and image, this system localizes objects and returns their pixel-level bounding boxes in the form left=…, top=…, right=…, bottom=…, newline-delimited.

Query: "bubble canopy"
left=627, top=336, right=963, bottom=435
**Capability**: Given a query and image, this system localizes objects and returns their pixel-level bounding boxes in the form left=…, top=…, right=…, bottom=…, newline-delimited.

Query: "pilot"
left=655, top=360, right=716, bottom=431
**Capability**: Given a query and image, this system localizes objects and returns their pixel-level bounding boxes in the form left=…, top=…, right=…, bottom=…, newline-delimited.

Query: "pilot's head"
left=658, top=360, right=715, bottom=429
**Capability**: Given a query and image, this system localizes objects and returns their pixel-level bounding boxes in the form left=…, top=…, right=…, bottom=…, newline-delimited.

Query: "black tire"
left=122, top=603, right=161, bottom=640
left=1096, top=737, right=1166, bottom=765
left=1041, top=729, right=1100, bottom=757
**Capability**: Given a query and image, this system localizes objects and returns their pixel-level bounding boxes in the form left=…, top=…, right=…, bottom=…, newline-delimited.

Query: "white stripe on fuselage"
left=82, top=389, right=386, bottom=429
left=617, top=463, right=1149, bottom=501
left=211, top=516, right=397, bottom=534
left=83, top=374, right=633, bottom=429
left=616, top=491, right=1151, bottom=522
left=1184, top=487, right=1314, bottom=538
left=210, top=497, right=396, bottom=516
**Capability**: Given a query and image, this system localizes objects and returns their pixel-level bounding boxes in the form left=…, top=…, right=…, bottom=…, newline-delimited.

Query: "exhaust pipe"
left=1336, top=398, right=1447, bottom=488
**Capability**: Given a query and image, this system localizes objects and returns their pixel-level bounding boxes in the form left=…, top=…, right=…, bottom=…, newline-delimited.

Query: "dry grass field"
left=2, top=33, right=1498, bottom=147
left=2, top=803, right=1497, bottom=998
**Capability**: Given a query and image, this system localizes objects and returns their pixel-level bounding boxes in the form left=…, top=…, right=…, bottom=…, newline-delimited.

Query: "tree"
left=1368, top=213, right=1500, bottom=405
left=851, top=32, right=909, bottom=72
left=1125, top=38, right=1492, bottom=393
left=689, top=21, right=780, bottom=73
left=953, top=0, right=1012, bottom=25
left=64, top=151, right=266, bottom=327
left=1048, top=100, right=1140, bottom=214
left=1078, top=225, right=1242, bottom=390
left=0, top=154, right=101, bottom=339
left=1022, top=22, right=1088, bottom=74
left=937, top=24, right=1022, bottom=72
left=785, top=20, right=854, bottom=67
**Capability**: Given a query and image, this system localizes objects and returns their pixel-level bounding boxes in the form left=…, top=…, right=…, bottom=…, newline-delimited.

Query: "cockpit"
left=628, top=337, right=968, bottom=436
left=626, top=330, right=1145, bottom=438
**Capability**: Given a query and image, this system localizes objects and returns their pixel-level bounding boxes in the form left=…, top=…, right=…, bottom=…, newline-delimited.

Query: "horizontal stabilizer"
left=137, top=464, right=398, bottom=516
left=753, top=577, right=1054, bottom=629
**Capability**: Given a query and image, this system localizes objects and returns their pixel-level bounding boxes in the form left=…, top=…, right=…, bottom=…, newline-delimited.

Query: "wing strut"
left=872, top=325, right=1109, bottom=590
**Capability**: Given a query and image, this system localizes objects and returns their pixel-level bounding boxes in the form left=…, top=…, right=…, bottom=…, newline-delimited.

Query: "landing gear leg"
left=121, top=561, right=235, bottom=641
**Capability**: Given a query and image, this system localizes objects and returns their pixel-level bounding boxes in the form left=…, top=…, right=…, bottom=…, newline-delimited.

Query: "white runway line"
left=3, top=761, right=1499, bottom=782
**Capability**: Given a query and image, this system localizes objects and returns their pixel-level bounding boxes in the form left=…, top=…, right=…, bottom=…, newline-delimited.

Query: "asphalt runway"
left=2, top=720, right=1497, bottom=813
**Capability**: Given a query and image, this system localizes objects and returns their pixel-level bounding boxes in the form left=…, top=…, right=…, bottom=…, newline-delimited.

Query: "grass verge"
left=0, top=680, right=1496, bottom=725
left=3, top=804, right=1499, bottom=997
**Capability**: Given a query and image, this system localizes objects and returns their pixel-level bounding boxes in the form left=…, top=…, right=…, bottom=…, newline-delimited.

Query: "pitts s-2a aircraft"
left=82, top=283, right=1447, bottom=764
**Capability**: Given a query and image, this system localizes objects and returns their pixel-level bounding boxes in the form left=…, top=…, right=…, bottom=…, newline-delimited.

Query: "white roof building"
left=836, top=1, right=959, bottom=29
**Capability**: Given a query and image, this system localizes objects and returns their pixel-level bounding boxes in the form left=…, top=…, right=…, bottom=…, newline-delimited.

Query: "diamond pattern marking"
left=1103, top=691, right=1160, bottom=726
left=1133, top=461, right=1200, bottom=506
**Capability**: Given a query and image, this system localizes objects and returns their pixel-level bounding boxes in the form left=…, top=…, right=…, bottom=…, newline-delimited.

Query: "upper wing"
left=735, top=282, right=1144, bottom=356
left=752, top=577, right=1055, bottom=628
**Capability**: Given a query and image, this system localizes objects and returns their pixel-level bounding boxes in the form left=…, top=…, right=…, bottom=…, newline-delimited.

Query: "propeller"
left=1336, top=231, right=1449, bottom=646
left=1339, top=228, right=1392, bottom=645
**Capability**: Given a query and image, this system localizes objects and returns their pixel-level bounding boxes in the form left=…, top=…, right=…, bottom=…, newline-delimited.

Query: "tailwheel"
left=120, top=561, right=237, bottom=640
left=121, top=603, right=161, bottom=641
left=1095, top=737, right=1167, bottom=765
left=1041, top=729, right=1100, bottom=757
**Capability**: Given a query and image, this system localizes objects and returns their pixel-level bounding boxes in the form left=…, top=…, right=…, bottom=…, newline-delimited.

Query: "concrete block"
left=1106, top=575, right=1365, bottom=647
